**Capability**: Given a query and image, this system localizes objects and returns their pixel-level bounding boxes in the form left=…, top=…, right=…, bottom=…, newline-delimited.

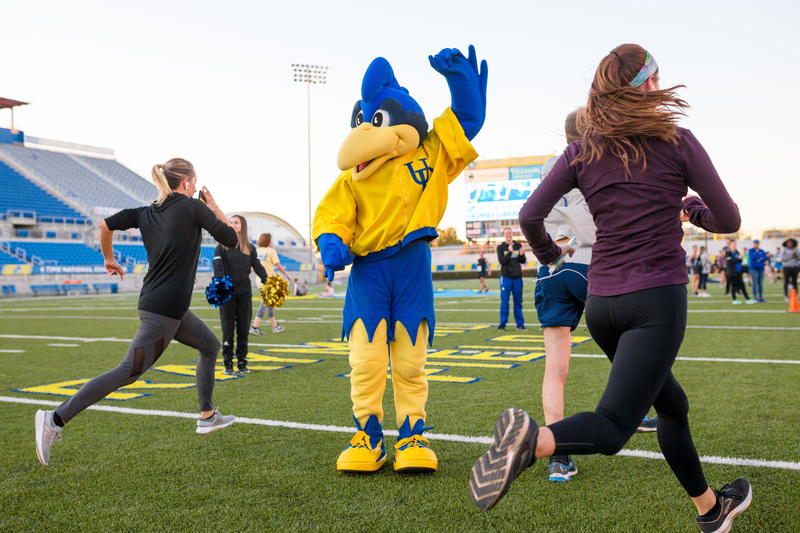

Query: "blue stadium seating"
left=76, top=155, right=157, bottom=203
left=0, top=144, right=142, bottom=212
left=0, top=247, right=25, bottom=265
left=0, top=161, right=89, bottom=223
left=4, top=241, right=103, bottom=266
left=113, top=243, right=302, bottom=271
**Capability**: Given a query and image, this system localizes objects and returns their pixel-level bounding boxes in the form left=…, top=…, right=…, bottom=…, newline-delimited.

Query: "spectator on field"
left=689, top=245, right=701, bottom=295
left=697, top=246, right=711, bottom=297
left=477, top=250, right=491, bottom=293
left=771, top=247, right=783, bottom=284
left=781, top=238, right=799, bottom=300
left=725, top=241, right=754, bottom=304
left=250, top=233, right=290, bottom=335
left=320, top=281, right=335, bottom=297
left=215, top=215, right=268, bottom=374
left=497, top=227, right=527, bottom=330
left=293, top=278, right=308, bottom=296
left=747, top=240, right=768, bottom=302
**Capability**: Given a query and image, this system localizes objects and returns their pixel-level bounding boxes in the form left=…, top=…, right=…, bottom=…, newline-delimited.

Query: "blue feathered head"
left=337, top=57, right=429, bottom=181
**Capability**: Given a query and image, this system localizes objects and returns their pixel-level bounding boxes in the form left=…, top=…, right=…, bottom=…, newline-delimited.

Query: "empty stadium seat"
left=0, top=160, right=89, bottom=223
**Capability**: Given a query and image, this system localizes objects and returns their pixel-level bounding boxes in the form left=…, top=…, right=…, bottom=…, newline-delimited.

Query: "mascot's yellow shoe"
left=337, top=415, right=386, bottom=473
left=393, top=416, right=438, bottom=473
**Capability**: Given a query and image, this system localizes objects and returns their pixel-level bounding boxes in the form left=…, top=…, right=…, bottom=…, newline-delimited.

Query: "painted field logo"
left=14, top=352, right=322, bottom=401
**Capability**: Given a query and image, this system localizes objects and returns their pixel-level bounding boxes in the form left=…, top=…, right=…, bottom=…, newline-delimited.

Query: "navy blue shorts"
left=534, top=263, right=589, bottom=330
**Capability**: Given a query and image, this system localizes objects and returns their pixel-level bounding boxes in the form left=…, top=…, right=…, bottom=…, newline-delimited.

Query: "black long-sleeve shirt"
left=105, top=194, right=237, bottom=319
left=213, top=243, right=268, bottom=295
left=497, top=241, right=526, bottom=278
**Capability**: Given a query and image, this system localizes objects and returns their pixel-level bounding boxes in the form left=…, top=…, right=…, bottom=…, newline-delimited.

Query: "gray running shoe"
left=469, top=407, right=538, bottom=511
left=548, top=455, right=577, bottom=482
left=272, top=325, right=285, bottom=333
left=196, top=409, right=236, bottom=434
left=637, top=415, right=658, bottom=433
left=35, top=410, right=63, bottom=466
left=249, top=327, right=264, bottom=336
left=697, top=478, right=752, bottom=533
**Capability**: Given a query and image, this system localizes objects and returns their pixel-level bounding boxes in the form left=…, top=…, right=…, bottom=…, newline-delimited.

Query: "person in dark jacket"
left=725, top=241, right=752, bottom=304
left=214, top=215, right=267, bottom=374
left=470, top=44, right=751, bottom=532
left=35, top=158, right=239, bottom=467
left=496, top=227, right=527, bottom=330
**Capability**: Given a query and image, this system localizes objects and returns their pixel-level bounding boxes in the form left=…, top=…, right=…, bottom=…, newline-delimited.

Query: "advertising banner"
left=465, top=178, right=541, bottom=221
left=465, top=167, right=510, bottom=183
left=509, top=165, right=543, bottom=180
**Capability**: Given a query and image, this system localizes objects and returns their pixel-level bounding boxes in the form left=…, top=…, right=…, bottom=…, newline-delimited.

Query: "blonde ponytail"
left=151, top=158, right=196, bottom=206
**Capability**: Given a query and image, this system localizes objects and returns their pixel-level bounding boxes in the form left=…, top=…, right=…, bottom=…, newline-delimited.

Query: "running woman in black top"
left=35, top=158, right=240, bottom=466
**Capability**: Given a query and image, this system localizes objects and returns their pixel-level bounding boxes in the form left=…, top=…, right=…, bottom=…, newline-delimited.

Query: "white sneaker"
left=196, top=409, right=236, bottom=434
left=272, top=325, right=285, bottom=333
left=35, top=410, right=63, bottom=466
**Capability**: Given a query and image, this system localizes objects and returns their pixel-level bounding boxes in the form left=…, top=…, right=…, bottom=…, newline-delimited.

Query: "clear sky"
left=3, top=0, right=798, bottom=242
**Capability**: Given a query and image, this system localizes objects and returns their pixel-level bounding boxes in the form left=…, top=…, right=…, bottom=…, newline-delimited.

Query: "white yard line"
left=4, top=395, right=797, bottom=472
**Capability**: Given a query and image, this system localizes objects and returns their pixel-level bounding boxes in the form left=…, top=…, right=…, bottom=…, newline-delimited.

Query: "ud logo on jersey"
left=405, top=158, right=433, bottom=190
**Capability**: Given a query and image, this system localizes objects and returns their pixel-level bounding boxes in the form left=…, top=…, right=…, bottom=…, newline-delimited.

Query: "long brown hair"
left=151, top=158, right=195, bottom=206
left=229, top=215, right=252, bottom=253
left=574, top=44, right=689, bottom=177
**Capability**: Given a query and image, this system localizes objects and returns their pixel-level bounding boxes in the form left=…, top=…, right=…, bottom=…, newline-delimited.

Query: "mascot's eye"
left=355, top=111, right=364, bottom=126
left=371, top=110, right=390, bottom=127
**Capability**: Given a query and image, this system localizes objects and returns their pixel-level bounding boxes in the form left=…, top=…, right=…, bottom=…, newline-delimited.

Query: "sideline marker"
left=789, top=288, right=799, bottom=313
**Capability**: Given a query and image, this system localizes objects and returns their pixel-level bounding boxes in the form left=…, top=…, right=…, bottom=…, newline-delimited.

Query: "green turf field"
left=1, top=278, right=798, bottom=532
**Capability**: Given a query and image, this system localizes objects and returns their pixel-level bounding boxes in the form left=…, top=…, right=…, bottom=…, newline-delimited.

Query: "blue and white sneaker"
left=548, top=455, right=577, bottom=482
left=637, top=415, right=658, bottom=433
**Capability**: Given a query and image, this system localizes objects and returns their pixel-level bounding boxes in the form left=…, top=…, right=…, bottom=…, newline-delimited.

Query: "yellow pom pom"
left=260, top=275, right=290, bottom=308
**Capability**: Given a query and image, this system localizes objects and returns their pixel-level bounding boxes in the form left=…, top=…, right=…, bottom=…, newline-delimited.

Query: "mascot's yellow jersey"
left=313, top=108, right=478, bottom=258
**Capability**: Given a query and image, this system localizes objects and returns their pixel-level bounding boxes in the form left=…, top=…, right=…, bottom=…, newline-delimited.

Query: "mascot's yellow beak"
left=337, top=123, right=420, bottom=182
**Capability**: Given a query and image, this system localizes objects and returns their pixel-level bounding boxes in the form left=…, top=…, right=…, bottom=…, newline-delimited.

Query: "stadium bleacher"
left=0, top=247, right=26, bottom=265
left=0, top=161, right=89, bottom=224
left=0, top=144, right=143, bottom=212
left=3, top=241, right=103, bottom=266
left=76, top=155, right=156, bottom=203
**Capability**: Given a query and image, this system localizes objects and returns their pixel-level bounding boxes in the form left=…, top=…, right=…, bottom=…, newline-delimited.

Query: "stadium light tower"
left=292, top=64, right=328, bottom=260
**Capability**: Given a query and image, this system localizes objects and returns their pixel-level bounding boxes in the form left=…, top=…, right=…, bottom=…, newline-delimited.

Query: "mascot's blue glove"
left=429, top=44, right=488, bottom=141
left=318, top=233, right=354, bottom=282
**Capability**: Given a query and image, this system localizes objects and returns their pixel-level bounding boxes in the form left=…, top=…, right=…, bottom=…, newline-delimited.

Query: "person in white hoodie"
left=534, top=109, right=656, bottom=483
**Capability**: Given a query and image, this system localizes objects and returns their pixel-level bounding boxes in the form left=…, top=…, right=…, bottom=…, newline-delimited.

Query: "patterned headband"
left=629, top=51, right=658, bottom=88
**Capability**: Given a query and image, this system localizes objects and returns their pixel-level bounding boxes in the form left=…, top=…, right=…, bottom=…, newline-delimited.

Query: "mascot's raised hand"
left=318, top=233, right=354, bottom=282
left=428, top=45, right=488, bottom=141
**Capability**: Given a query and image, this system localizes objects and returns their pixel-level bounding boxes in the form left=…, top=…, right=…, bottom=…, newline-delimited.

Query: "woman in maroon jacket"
left=470, top=45, right=752, bottom=532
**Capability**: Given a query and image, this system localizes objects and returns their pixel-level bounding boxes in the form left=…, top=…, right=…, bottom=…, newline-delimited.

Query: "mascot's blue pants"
left=499, top=276, right=524, bottom=328
left=342, top=239, right=436, bottom=427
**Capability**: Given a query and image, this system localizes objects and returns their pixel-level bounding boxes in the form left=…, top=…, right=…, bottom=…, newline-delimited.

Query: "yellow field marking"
left=14, top=378, right=195, bottom=401
left=426, top=361, right=519, bottom=369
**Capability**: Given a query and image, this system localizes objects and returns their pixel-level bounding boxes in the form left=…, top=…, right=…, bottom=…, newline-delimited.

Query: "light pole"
left=292, top=64, right=327, bottom=265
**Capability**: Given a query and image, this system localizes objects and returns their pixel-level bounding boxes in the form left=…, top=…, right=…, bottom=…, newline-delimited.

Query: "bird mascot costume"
left=313, top=45, right=487, bottom=473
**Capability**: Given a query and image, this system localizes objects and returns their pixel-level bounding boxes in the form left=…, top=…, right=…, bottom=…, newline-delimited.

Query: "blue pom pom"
left=206, top=275, right=233, bottom=308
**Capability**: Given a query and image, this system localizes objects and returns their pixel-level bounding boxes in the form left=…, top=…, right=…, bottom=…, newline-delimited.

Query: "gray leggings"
left=255, top=301, right=274, bottom=319
left=55, top=309, right=220, bottom=423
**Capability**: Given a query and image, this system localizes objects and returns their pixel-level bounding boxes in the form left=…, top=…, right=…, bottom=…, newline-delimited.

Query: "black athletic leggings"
left=55, top=309, right=221, bottom=423
left=549, top=284, right=708, bottom=497
left=220, top=292, right=252, bottom=365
